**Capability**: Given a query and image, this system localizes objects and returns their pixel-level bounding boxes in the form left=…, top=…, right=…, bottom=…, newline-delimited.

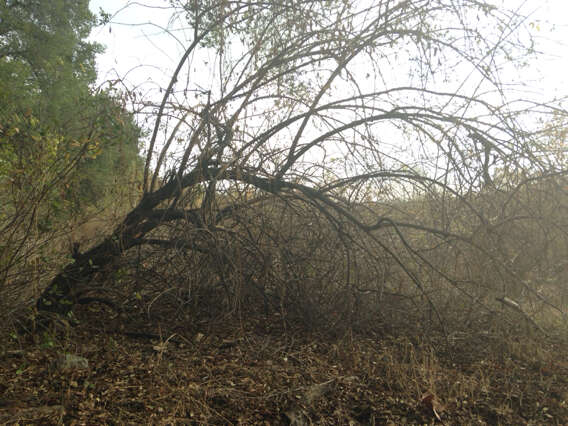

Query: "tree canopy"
left=0, top=0, right=100, bottom=117
left=30, top=0, right=568, bottom=329
left=0, top=0, right=142, bottom=288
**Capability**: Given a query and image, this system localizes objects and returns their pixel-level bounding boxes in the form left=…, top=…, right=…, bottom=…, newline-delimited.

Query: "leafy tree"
left=36, top=0, right=567, bottom=327
left=0, top=0, right=99, bottom=103
left=0, top=0, right=141, bottom=288
left=0, top=0, right=141, bottom=210
left=54, top=89, right=143, bottom=215
left=0, top=0, right=101, bottom=202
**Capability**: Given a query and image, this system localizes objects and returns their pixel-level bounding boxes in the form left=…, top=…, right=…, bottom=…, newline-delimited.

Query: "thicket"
left=1, top=0, right=567, bottom=340
left=0, top=0, right=142, bottom=309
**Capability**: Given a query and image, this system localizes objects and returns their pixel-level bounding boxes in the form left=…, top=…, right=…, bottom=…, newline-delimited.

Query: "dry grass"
left=1, top=303, right=567, bottom=424
left=1, top=177, right=568, bottom=424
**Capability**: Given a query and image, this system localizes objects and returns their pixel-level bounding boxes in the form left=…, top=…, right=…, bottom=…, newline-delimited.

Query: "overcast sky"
left=88, top=0, right=568, bottom=104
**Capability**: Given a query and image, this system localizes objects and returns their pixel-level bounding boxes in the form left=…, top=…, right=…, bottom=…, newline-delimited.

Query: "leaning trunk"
left=36, top=237, right=122, bottom=315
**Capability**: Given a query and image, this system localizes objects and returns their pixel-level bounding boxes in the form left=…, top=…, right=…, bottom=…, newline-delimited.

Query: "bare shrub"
left=33, top=1, right=568, bottom=337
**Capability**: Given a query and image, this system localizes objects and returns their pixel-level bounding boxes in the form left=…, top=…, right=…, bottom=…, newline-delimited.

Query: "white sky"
left=88, top=0, right=568, bottom=102
left=85, top=0, right=568, bottom=189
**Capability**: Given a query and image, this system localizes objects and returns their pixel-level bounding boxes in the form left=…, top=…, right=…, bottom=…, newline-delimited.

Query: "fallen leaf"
left=420, top=392, right=445, bottom=422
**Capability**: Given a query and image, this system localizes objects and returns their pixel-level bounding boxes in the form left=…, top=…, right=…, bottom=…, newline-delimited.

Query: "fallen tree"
left=36, top=0, right=568, bottom=329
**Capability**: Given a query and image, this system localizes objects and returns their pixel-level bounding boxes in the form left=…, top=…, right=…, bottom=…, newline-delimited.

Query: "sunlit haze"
left=88, top=0, right=568, bottom=102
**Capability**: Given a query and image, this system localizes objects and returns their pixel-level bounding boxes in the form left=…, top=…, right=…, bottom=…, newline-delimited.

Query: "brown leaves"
left=420, top=392, right=445, bottom=423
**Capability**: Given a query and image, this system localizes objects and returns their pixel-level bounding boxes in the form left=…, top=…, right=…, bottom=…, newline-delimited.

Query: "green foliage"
left=0, top=0, right=143, bottom=291
left=0, top=0, right=101, bottom=89
left=179, top=0, right=349, bottom=53
left=0, top=0, right=142, bottom=215
left=0, top=113, right=63, bottom=211
left=0, top=0, right=102, bottom=148
left=60, top=90, right=143, bottom=213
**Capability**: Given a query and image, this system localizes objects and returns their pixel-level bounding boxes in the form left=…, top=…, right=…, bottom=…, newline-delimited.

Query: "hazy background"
left=88, top=0, right=568, bottom=104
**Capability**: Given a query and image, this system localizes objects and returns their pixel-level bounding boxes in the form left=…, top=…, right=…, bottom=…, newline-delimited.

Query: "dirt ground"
left=1, top=305, right=568, bottom=425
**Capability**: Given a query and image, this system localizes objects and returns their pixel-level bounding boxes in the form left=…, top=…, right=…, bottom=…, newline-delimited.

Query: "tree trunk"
left=36, top=233, right=123, bottom=315
left=35, top=171, right=205, bottom=315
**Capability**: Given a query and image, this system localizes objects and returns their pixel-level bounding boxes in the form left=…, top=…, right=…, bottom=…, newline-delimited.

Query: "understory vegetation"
left=1, top=0, right=568, bottom=424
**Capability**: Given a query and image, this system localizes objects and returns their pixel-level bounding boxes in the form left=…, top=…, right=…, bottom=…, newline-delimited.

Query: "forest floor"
left=1, top=305, right=568, bottom=425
